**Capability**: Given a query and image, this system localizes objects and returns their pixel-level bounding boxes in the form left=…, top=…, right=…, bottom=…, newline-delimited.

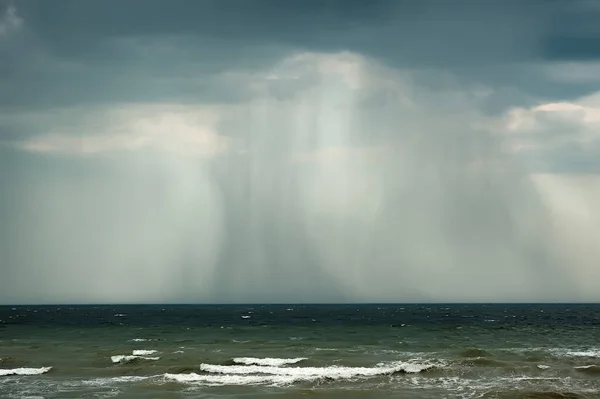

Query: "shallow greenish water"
left=1, top=304, right=600, bottom=398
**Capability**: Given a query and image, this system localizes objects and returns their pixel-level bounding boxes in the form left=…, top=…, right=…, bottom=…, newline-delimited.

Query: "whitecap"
left=232, top=357, right=307, bottom=367
left=166, top=361, right=437, bottom=387
left=550, top=348, right=600, bottom=358
left=132, top=350, right=158, bottom=356
left=201, top=360, right=436, bottom=380
left=537, top=364, right=550, bottom=370
left=164, top=372, right=296, bottom=386
left=566, top=350, right=600, bottom=357
left=0, top=367, right=52, bottom=376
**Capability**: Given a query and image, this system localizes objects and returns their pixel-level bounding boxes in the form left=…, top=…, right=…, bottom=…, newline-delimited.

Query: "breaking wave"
left=0, top=367, right=52, bottom=376
left=550, top=349, right=600, bottom=358
left=132, top=350, right=158, bottom=356
left=111, top=349, right=160, bottom=363
left=165, top=360, right=439, bottom=386
left=232, top=357, right=307, bottom=366
left=164, top=373, right=297, bottom=386
left=111, top=355, right=160, bottom=364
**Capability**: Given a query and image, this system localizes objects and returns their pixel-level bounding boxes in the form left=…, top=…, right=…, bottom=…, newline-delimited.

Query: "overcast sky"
left=2, top=0, right=600, bottom=304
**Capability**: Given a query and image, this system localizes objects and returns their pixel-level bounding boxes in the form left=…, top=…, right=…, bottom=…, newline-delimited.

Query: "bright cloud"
left=15, top=103, right=230, bottom=157
left=500, top=89, right=600, bottom=173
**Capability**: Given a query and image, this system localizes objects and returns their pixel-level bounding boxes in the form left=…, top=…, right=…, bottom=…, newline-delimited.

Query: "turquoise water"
left=1, top=304, right=600, bottom=398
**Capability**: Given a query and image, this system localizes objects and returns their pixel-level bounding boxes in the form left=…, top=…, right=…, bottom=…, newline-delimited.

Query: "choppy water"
left=1, top=304, right=600, bottom=398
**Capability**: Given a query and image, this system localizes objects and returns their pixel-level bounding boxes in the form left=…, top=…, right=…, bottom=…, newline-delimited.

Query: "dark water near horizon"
left=1, top=304, right=600, bottom=398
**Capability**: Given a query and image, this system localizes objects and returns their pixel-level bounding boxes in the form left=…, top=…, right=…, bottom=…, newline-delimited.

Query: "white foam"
left=132, top=350, right=158, bottom=356
left=82, top=375, right=152, bottom=386
left=166, top=360, right=436, bottom=386
left=550, top=348, right=600, bottom=357
left=198, top=360, right=436, bottom=383
left=232, top=357, right=307, bottom=367
left=130, top=338, right=151, bottom=342
left=0, top=367, right=52, bottom=376
left=537, top=364, right=550, bottom=370
left=111, top=348, right=160, bottom=363
left=164, top=372, right=297, bottom=386
left=566, top=350, right=600, bottom=357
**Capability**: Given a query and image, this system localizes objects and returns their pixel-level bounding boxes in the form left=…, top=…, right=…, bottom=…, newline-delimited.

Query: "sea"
left=1, top=304, right=600, bottom=398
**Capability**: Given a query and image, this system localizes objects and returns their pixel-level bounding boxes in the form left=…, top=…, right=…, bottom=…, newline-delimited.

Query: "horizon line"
left=2, top=302, right=599, bottom=307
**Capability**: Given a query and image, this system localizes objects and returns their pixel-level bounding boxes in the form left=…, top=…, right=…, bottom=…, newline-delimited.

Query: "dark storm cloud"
left=541, top=3, right=600, bottom=61
left=2, top=0, right=599, bottom=112
left=12, top=0, right=558, bottom=64
left=543, top=36, right=600, bottom=61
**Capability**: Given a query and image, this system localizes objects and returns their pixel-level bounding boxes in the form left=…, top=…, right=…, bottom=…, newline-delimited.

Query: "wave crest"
left=111, top=355, right=160, bottom=364
left=574, top=365, right=600, bottom=375
left=132, top=350, right=158, bottom=356
left=232, top=357, right=307, bottom=367
left=0, top=367, right=52, bottom=377
left=164, top=360, right=439, bottom=386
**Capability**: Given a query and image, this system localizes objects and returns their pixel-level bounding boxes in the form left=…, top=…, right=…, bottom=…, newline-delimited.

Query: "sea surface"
left=1, top=304, right=600, bottom=398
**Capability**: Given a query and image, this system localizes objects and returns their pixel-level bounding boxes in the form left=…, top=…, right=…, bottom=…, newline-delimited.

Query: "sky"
left=1, top=0, right=600, bottom=304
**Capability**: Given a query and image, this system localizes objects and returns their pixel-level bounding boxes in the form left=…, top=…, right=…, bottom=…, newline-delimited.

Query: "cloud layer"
left=1, top=1, right=600, bottom=303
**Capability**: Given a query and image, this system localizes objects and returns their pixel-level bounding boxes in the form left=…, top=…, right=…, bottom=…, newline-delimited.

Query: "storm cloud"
left=1, top=0, right=600, bottom=304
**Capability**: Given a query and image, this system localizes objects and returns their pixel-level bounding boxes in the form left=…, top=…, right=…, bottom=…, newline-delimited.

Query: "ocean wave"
left=0, top=357, right=22, bottom=367
left=156, top=372, right=600, bottom=396
left=202, top=361, right=436, bottom=377
left=550, top=349, right=600, bottom=358
left=111, top=355, right=160, bottom=364
left=164, top=372, right=296, bottom=386
left=232, top=357, right=307, bottom=367
left=0, top=367, right=52, bottom=376
left=166, top=361, right=437, bottom=386
left=165, top=360, right=441, bottom=386
left=574, top=365, right=600, bottom=375
left=459, top=357, right=507, bottom=367
left=565, top=350, right=600, bottom=358
left=480, top=389, right=586, bottom=399
left=111, top=349, right=160, bottom=364
left=132, top=350, right=158, bottom=356
left=459, top=348, right=490, bottom=358
left=81, top=375, right=152, bottom=386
